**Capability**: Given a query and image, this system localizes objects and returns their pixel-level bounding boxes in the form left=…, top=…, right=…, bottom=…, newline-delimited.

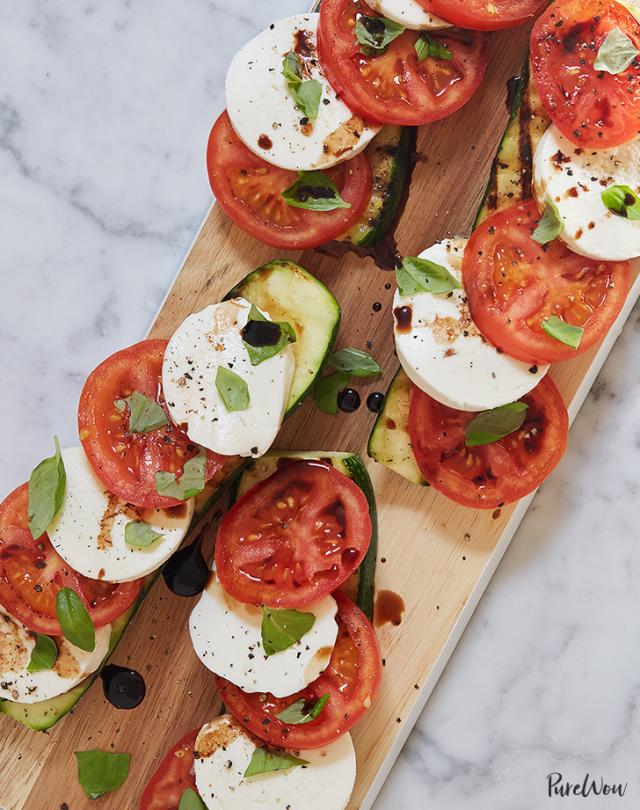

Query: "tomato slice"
left=139, top=728, right=199, bottom=810
left=530, top=0, right=640, bottom=149
left=206, top=111, right=372, bottom=250
left=0, top=483, right=142, bottom=634
left=415, top=0, right=547, bottom=30
left=316, top=0, right=490, bottom=126
left=78, top=339, right=225, bottom=508
left=214, top=460, right=372, bottom=609
left=463, top=200, right=630, bottom=365
left=409, top=377, right=569, bottom=509
left=216, top=592, right=382, bottom=749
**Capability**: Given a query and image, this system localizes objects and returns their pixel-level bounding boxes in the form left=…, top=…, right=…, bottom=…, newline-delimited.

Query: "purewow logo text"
left=547, top=773, right=627, bottom=798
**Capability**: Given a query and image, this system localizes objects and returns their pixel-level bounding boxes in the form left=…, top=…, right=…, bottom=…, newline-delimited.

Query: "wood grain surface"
left=2, top=18, right=638, bottom=810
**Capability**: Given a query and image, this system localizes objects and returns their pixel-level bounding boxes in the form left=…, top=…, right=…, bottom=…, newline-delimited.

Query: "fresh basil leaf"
left=244, top=746, right=309, bottom=779
left=541, top=314, right=583, bottom=349
left=27, top=633, right=58, bottom=673
left=178, top=788, right=207, bottom=810
left=601, top=184, right=640, bottom=220
left=396, top=256, right=461, bottom=296
left=465, top=402, right=528, bottom=447
left=415, top=33, right=451, bottom=62
left=275, top=694, right=330, bottom=724
left=56, top=587, right=95, bottom=652
left=261, top=605, right=316, bottom=656
left=75, top=750, right=130, bottom=800
left=282, top=170, right=351, bottom=211
left=27, top=436, right=66, bottom=540
left=215, top=366, right=250, bottom=411
left=242, top=304, right=297, bottom=366
left=313, top=370, right=350, bottom=415
left=124, top=521, right=163, bottom=548
left=531, top=201, right=565, bottom=244
left=155, top=445, right=207, bottom=500
left=114, top=390, right=168, bottom=433
left=328, top=347, right=381, bottom=378
left=594, top=26, right=640, bottom=74
left=290, top=79, right=323, bottom=120
left=354, top=16, right=405, bottom=56
left=282, top=51, right=303, bottom=84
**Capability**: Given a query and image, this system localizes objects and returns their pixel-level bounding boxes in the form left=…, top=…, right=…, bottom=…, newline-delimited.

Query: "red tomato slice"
left=0, top=483, right=142, bottom=635
left=408, top=377, right=569, bottom=509
left=415, top=0, right=547, bottom=30
left=530, top=0, right=640, bottom=149
left=78, top=339, right=225, bottom=509
left=317, top=0, right=490, bottom=126
left=215, top=460, right=372, bottom=609
left=216, top=592, right=382, bottom=749
left=463, top=200, right=630, bottom=365
left=139, top=728, right=199, bottom=810
left=206, top=111, right=372, bottom=250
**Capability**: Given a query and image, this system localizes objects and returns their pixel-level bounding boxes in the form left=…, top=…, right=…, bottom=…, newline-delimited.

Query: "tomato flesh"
left=415, top=0, right=547, bottom=30
left=139, top=728, right=199, bottom=810
left=216, top=592, right=382, bottom=749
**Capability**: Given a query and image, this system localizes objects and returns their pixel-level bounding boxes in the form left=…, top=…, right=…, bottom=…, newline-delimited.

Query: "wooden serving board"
left=3, top=19, right=640, bottom=810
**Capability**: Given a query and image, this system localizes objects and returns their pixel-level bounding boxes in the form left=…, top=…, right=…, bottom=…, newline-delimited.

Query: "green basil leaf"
left=243, top=304, right=297, bottom=366
left=282, top=51, right=303, bottom=85
left=541, top=314, right=583, bottom=349
left=290, top=79, right=323, bottom=120
left=124, top=521, right=164, bottom=548
left=75, top=750, right=131, bottom=799
left=594, top=26, right=640, bottom=74
left=601, top=184, right=640, bottom=220
left=531, top=201, right=565, bottom=244
left=396, top=256, right=461, bottom=296
left=114, top=390, right=168, bottom=433
left=282, top=170, right=351, bottom=211
left=275, top=693, right=330, bottom=724
left=313, top=371, right=350, bottom=415
left=56, top=587, right=95, bottom=652
left=354, top=16, right=405, bottom=55
left=155, top=445, right=207, bottom=500
left=415, top=33, right=451, bottom=62
left=261, top=605, right=316, bottom=656
left=465, top=402, right=528, bottom=447
left=215, top=366, right=250, bottom=411
left=27, top=633, right=58, bottom=673
left=178, top=788, right=207, bottom=810
left=27, top=436, right=66, bottom=540
left=328, top=347, right=381, bottom=378
left=244, top=746, right=309, bottom=779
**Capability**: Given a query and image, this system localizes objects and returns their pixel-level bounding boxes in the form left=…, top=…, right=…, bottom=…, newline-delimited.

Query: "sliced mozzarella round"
left=393, top=239, right=549, bottom=411
left=163, top=298, right=294, bottom=458
left=366, top=0, right=452, bottom=30
left=0, top=607, right=111, bottom=704
left=225, top=14, right=381, bottom=172
left=189, top=570, right=337, bottom=698
left=47, top=446, right=194, bottom=583
left=194, top=714, right=356, bottom=810
left=533, top=123, right=640, bottom=261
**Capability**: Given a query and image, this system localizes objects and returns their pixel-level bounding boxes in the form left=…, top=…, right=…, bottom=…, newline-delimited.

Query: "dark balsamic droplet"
left=101, top=664, right=146, bottom=710
left=241, top=319, right=282, bottom=347
left=367, top=391, right=385, bottom=413
left=337, top=388, right=361, bottom=413
left=163, top=540, right=209, bottom=597
left=372, top=302, right=382, bottom=312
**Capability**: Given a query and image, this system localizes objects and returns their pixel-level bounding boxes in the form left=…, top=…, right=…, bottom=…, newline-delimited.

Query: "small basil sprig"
left=282, top=171, right=351, bottom=211
left=74, top=750, right=131, bottom=799
left=244, top=746, right=309, bottom=779
left=314, top=347, right=381, bottom=414
left=531, top=201, right=564, bottom=244
left=28, top=436, right=66, bottom=540
left=156, top=445, right=207, bottom=500
left=354, top=16, right=404, bottom=56
left=275, top=694, right=330, bottom=724
left=56, top=587, right=95, bottom=652
left=125, top=521, right=163, bottom=548
left=601, top=184, right=640, bottom=219
left=594, top=26, right=640, bottom=74
left=215, top=366, right=250, bottom=411
left=396, top=256, right=460, bottom=296
left=242, top=304, right=297, bottom=366
left=282, top=51, right=322, bottom=119
left=27, top=633, right=58, bottom=673
left=261, top=606, right=315, bottom=656
left=114, top=390, right=168, bottom=433
left=542, top=314, right=583, bottom=349
left=415, top=33, right=451, bottom=62
left=178, top=788, right=207, bottom=810
left=314, top=370, right=350, bottom=415
left=465, top=402, right=528, bottom=447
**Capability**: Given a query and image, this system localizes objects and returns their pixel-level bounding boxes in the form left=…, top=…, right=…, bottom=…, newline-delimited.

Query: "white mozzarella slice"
left=393, top=239, right=549, bottom=411
left=225, top=14, right=381, bottom=171
left=189, top=570, right=337, bottom=698
left=0, top=607, right=111, bottom=704
left=194, top=714, right=356, bottom=810
left=533, top=123, right=640, bottom=261
left=366, top=0, right=452, bottom=30
left=163, top=298, right=294, bottom=459
left=47, top=446, right=194, bottom=583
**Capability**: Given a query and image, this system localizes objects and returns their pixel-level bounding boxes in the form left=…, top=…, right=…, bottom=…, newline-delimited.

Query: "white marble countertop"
left=2, top=1, right=640, bottom=807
